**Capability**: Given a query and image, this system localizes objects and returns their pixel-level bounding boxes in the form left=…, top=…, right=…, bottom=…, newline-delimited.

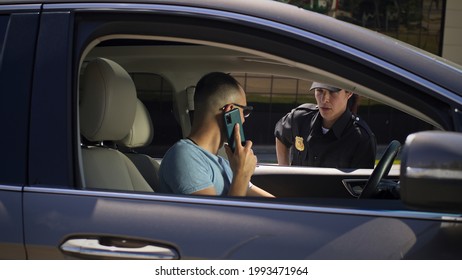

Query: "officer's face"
left=314, top=88, right=352, bottom=128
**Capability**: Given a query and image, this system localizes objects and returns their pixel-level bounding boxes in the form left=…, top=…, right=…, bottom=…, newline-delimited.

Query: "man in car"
left=158, top=72, right=273, bottom=197
left=274, top=82, right=376, bottom=168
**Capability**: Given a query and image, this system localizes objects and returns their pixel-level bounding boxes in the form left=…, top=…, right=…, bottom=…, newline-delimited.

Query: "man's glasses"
left=231, top=103, right=253, bottom=118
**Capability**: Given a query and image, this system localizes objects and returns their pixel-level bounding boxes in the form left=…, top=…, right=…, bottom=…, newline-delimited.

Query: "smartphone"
left=223, top=108, right=246, bottom=152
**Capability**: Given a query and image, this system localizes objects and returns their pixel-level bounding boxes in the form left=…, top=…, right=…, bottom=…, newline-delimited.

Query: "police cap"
left=310, top=82, right=341, bottom=92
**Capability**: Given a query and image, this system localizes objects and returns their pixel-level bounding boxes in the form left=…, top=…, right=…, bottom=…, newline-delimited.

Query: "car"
left=1, top=0, right=462, bottom=260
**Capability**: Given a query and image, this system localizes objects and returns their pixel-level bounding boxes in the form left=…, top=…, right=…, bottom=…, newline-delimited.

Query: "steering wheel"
left=359, top=140, right=401, bottom=199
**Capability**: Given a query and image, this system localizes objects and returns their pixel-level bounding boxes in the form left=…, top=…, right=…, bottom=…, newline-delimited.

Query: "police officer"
left=274, top=82, right=376, bottom=168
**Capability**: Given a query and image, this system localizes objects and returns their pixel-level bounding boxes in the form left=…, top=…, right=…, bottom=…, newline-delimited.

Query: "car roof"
left=3, top=0, right=461, bottom=95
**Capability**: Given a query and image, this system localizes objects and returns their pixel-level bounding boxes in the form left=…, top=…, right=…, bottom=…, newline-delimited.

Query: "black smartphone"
left=223, top=108, right=246, bottom=152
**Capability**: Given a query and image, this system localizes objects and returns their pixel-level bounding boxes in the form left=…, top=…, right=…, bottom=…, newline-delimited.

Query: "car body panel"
left=0, top=0, right=461, bottom=259
left=0, top=187, right=26, bottom=259
left=23, top=187, right=462, bottom=259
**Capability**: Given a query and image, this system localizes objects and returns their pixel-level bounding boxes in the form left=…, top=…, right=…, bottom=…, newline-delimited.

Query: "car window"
left=81, top=58, right=434, bottom=166
left=74, top=8, right=450, bottom=199
left=79, top=37, right=435, bottom=184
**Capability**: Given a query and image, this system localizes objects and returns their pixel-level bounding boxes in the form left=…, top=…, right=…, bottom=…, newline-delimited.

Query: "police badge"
left=295, top=136, right=304, bottom=151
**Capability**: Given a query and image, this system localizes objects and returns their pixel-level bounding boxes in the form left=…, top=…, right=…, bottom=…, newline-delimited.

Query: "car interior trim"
left=253, top=164, right=400, bottom=177
left=24, top=186, right=462, bottom=222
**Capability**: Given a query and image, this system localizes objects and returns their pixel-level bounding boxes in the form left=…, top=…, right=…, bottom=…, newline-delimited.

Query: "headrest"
left=79, top=58, right=137, bottom=142
left=119, top=99, right=154, bottom=148
left=186, top=86, right=195, bottom=111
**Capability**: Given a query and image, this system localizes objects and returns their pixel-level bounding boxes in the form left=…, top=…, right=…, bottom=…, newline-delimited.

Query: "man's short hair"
left=194, top=72, right=242, bottom=112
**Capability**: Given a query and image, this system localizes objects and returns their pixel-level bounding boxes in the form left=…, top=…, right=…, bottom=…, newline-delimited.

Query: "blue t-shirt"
left=158, top=139, right=232, bottom=195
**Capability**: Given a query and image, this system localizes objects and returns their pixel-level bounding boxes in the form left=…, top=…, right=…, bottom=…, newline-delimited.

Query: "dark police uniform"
left=274, top=103, right=376, bottom=168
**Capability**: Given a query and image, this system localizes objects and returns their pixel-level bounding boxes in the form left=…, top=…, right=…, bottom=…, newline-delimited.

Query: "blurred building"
left=443, top=0, right=462, bottom=65
left=280, top=0, right=462, bottom=64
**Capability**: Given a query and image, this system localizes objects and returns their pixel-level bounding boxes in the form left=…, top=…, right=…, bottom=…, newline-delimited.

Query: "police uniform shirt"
left=274, top=103, right=376, bottom=168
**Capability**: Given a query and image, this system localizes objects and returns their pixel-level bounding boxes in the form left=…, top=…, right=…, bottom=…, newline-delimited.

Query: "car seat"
left=118, top=99, right=161, bottom=191
left=79, top=57, right=153, bottom=192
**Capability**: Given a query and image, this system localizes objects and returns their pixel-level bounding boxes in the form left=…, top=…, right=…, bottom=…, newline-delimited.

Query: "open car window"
left=83, top=39, right=436, bottom=167
left=79, top=36, right=441, bottom=200
left=71, top=0, right=459, bottom=205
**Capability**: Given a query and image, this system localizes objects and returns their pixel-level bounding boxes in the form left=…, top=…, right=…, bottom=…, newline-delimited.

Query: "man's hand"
left=225, top=123, right=257, bottom=196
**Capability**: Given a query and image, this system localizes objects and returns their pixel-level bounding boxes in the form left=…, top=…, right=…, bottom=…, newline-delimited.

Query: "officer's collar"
left=332, top=109, right=353, bottom=138
left=315, top=109, right=352, bottom=139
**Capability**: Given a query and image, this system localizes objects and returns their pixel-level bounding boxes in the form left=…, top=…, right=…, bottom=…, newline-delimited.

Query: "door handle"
left=60, top=237, right=179, bottom=260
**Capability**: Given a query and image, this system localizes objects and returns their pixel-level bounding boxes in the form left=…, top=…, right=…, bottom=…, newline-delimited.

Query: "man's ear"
left=345, top=91, right=353, bottom=99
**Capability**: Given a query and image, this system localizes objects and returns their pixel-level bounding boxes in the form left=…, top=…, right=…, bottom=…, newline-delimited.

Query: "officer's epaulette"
left=351, top=114, right=374, bottom=136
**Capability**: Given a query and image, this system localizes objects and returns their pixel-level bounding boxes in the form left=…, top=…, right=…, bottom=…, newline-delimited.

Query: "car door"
left=23, top=1, right=462, bottom=259
left=0, top=4, right=41, bottom=259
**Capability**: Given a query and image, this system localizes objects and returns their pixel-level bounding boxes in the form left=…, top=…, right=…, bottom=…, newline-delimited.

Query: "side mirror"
left=400, top=131, right=462, bottom=213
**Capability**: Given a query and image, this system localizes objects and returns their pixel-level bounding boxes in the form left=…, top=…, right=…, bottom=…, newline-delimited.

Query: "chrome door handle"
left=60, top=238, right=179, bottom=260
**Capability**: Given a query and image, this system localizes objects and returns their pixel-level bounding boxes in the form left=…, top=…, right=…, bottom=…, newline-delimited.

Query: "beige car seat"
left=118, top=99, right=161, bottom=191
left=79, top=57, right=152, bottom=192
